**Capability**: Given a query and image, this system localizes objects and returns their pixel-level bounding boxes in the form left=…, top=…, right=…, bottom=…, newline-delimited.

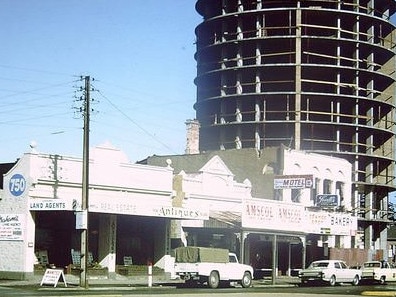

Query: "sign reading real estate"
left=274, top=175, right=313, bottom=189
left=0, top=214, right=24, bottom=241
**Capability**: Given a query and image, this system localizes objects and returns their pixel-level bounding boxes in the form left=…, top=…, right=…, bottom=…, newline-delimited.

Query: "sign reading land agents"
left=0, top=214, right=24, bottom=241
left=274, top=175, right=313, bottom=189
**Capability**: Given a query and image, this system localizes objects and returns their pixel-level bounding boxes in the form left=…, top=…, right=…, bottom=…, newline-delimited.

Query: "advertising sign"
left=315, top=194, right=339, bottom=207
left=242, top=199, right=357, bottom=235
left=0, top=214, right=24, bottom=241
left=40, top=269, right=67, bottom=287
left=29, top=198, right=74, bottom=211
left=274, top=175, right=313, bottom=189
left=9, top=174, right=26, bottom=197
left=243, top=200, right=305, bottom=232
left=88, top=197, right=209, bottom=220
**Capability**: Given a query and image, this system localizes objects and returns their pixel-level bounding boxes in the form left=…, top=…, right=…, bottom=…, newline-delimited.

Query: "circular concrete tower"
left=194, top=0, right=396, bottom=249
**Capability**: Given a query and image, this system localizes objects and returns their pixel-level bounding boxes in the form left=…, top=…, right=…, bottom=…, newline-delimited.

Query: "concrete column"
left=272, top=234, right=277, bottom=285
left=300, top=236, right=306, bottom=269
left=98, top=214, right=117, bottom=277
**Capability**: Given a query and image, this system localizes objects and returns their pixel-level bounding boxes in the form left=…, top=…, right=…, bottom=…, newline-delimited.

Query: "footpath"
left=2, top=274, right=396, bottom=296
left=0, top=273, right=300, bottom=289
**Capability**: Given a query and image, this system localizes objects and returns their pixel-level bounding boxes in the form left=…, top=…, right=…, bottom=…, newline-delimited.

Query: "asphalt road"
left=1, top=282, right=396, bottom=297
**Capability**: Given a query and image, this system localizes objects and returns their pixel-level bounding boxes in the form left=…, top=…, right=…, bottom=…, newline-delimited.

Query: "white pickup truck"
left=174, top=246, right=254, bottom=288
left=361, top=261, right=396, bottom=284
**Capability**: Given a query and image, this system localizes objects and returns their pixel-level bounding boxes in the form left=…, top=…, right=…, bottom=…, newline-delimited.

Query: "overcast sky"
left=0, top=0, right=200, bottom=163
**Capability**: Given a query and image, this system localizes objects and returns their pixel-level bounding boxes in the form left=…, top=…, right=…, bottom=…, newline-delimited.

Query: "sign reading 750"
left=9, top=174, right=26, bottom=197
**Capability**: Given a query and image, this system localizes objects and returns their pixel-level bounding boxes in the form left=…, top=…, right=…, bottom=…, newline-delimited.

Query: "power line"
left=97, top=89, right=178, bottom=155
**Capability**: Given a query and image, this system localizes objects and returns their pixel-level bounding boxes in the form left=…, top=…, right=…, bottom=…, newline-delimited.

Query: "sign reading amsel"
left=274, top=175, right=313, bottom=189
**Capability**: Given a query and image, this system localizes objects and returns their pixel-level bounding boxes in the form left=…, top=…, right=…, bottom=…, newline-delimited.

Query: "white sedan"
left=298, top=260, right=361, bottom=286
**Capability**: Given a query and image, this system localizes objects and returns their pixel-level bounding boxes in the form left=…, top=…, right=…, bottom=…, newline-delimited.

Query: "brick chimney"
left=185, top=119, right=200, bottom=155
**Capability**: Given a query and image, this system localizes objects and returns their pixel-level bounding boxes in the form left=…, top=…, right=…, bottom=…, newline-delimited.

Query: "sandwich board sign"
left=40, top=269, right=67, bottom=287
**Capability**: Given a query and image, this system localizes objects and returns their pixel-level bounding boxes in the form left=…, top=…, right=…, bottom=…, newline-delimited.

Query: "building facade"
left=0, top=143, right=361, bottom=279
left=193, top=0, right=396, bottom=252
left=0, top=143, right=208, bottom=279
left=145, top=147, right=362, bottom=275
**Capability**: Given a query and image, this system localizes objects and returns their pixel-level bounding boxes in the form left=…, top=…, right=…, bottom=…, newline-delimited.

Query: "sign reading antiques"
left=88, top=197, right=209, bottom=220
left=274, top=175, right=313, bottom=189
left=243, top=199, right=357, bottom=235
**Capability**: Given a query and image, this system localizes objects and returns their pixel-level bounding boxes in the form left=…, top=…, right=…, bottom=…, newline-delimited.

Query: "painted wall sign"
left=0, top=214, right=24, bottom=241
left=9, top=174, right=26, bottom=196
left=29, top=199, right=74, bottom=211
left=242, top=199, right=357, bottom=235
left=274, top=175, right=313, bottom=189
left=88, top=197, right=209, bottom=220
left=243, top=200, right=305, bottom=232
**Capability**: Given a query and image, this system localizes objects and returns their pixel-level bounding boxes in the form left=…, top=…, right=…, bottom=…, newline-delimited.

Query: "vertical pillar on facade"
left=271, top=234, right=277, bottom=285
left=98, top=214, right=117, bottom=277
left=288, top=243, right=292, bottom=276
left=300, top=236, right=306, bottom=269
left=239, top=231, right=250, bottom=264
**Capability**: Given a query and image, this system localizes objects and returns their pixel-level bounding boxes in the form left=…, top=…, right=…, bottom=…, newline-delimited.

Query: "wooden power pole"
left=80, top=75, right=91, bottom=288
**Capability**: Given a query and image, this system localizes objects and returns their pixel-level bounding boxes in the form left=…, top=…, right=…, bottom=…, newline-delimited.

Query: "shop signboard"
left=315, top=194, right=339, bottom=207
left=274, top=175, right=313, bottom=189
left=242, top=199, right=305, bottom=232
left=242, top=199, right=357, bottom=236
left=29, top=198, right=74, bottom=211
left=88, top=196, right=209, bottom=220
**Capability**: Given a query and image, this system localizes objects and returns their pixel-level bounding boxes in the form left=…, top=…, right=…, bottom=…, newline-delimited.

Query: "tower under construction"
left=193, top=0, right=396, bottom=250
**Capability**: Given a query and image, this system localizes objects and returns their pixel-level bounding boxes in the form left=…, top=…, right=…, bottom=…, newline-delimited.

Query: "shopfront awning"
left=206, top=211, right=241, bottom=228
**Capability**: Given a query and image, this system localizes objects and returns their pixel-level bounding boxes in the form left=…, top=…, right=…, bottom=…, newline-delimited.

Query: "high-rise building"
left=193, top=0, right=396, bottom=250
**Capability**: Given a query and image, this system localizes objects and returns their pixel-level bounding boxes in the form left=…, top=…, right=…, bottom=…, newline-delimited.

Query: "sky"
left=1, top=2, right=396, bottom=167
left=0, top=0, right=201, bottom=163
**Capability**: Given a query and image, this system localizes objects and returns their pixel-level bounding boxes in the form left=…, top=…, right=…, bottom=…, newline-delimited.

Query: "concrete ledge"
left=0, top=271, right=33, bottom=280
left=361, top=291, right=396, bottom=297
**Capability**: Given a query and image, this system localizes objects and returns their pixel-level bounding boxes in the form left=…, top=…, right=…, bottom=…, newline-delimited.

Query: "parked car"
left=298, top=260, right=361, bottom=286
left=361, top=261, right=396, bottom=284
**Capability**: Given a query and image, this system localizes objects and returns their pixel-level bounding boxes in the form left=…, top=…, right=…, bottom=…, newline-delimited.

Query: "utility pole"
left=80, top=76, right=91, bottom=288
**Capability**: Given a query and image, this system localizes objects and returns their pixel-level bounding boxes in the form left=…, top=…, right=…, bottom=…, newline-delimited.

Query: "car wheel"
left=329, top=275, right=336, bottom=286
left=208, top=271, right=220, bottom=289
left=241, top=271, right=252, bottom=288
left=352, top=275, right=359, bottom=286
left=379, top=276, right=386, bottom=285
left=300, top=279, right=308, bottom=286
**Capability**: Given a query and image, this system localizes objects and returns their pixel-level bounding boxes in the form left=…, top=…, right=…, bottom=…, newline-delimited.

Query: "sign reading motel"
left=274, top=175, right=313, bottom=189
